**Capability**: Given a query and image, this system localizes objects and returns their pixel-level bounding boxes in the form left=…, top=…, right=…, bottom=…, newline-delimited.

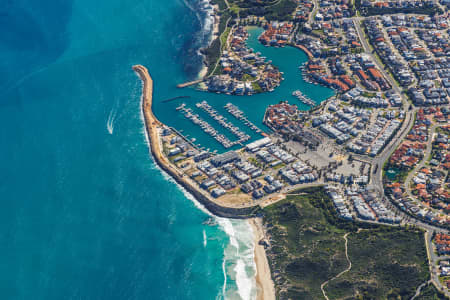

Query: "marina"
left=196, top=100, right=251, bottom=144
left=299, top=64, right=318, bottom=85
left=168, top=126, right=201, bottom=151
left=157, top=27, right=334, bottom=153
left=292, top=90, right=316, bottom=107
left=178, top=104, right=239, bottom=149
left=224, top=103, right=264, bottom=135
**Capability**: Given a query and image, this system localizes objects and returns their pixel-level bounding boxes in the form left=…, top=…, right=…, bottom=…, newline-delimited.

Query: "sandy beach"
left=198, top=65, right=208, bottom=79
left=249, top=218, right=276, bottom=300
left=198, top=3, right=220, bottom=79
left=211, top=4, right=220, bottom=39
left=136, top=64, right=276, bottom=298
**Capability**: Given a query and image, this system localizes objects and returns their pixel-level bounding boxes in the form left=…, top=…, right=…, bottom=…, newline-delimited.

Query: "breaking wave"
left=136, top=8, right=257, bottom=297
left=216, top=218, right=257, bottom=300
left=180, top=0, right=216, bottom=77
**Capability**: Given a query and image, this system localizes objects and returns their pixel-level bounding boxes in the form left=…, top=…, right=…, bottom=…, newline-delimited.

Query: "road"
left=350, top=19, right=450, bottom=294
left=352, top=18, right=405, bottom=102
left=404, top=124, right=438, bottom=200
left=209, top=19, right=233, bottom=76
left=425, top=230, right=450, bottom=298
left=370, top=108, right=415, bottom=193
left=309, top=0, right=319, bottom=24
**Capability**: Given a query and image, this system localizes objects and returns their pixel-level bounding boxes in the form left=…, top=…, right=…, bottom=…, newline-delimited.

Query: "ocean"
left=0, top=0, right=332, bottom=299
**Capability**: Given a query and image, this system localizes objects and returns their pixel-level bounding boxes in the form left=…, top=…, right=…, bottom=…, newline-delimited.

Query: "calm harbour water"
left=0, top=0, right=332, bottom=299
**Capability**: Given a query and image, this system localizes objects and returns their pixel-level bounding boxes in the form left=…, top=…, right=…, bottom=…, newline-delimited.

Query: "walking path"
left=320, top=233, right=352, bottom=300
left=210, top=21, right=233, bottom=76
left=411, top=280, right=431, bottom=300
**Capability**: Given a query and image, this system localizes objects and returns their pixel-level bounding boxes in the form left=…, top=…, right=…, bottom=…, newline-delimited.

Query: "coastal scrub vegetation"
left=238, top=0, right=297, bottom=21
left=325, top=229, right=429, bottom=299
left=354, top=0, right=442, bottom=16
left=262, top=186, right=429, bottom=299
left=202, top=11, right=231, bottom=76
left=210, top=0, right=227, bottom=11
left=415, top=282, right=448, bottom=300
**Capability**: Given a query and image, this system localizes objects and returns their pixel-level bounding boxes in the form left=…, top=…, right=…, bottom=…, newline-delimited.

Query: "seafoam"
left=138, top=88, right=257, bottom=299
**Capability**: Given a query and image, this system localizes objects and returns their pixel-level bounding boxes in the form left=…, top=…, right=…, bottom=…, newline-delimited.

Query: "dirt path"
left=411, top=280, right=431, bottom=300
left=321, top=232, right=352, bottom=300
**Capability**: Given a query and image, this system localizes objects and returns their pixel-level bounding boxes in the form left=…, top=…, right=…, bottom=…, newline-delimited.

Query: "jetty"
left=169, top=126, right=201, bottom=151
left=196, top=100, right=251, bottom=145
left=176, top=79, right=203, bottom=88
left=224, top=103, right=264, bottom=135
left=177, top=104, right=234, bottom=148
left=292, top=90, right=316, bottom=107
left=133, top=64, right=257, bottom=218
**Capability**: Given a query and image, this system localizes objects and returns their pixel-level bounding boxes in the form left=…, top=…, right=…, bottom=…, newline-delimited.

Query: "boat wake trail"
left=107, top=105, right=118, bottom=134
left=203, top=229, right=208, bottom=248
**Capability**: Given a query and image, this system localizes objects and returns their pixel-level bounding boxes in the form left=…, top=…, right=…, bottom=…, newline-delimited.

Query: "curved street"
left=404, top=124, right=439, bottom=200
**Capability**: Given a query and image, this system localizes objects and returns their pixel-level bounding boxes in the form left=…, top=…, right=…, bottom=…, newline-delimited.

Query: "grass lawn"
left=242, top=73, right=256, bottom=81
left=251, top=81, right=263, bottom=93
left=220, top=27, right=231, bottom=51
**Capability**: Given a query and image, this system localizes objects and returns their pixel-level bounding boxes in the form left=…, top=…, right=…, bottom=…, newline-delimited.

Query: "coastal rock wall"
left=133, top=65, right=260, bottom=219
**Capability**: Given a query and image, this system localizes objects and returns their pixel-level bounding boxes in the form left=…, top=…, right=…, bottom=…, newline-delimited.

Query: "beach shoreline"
left=198, top=3, right=220, bottom=79
left=249, top=218, right=276, bottom=300
left=134, top=64, right=276, bottom=300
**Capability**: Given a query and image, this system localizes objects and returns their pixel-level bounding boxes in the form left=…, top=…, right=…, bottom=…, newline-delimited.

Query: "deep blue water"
left=0, top=0, right=257, bottom=299
left=0, top=0, right=333, bottom=298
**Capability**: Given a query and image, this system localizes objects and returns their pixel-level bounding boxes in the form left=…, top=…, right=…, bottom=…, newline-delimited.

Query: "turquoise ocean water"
left=0, top=0, right=333, bottom=299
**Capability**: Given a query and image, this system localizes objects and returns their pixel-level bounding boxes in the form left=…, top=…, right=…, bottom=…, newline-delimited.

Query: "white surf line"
left=137, top=77, right=215, bottom=217
left=137, top=80, right=241, bottom=300
left=136, top=69, right=254, bottom=300
left=216, top=218, right=258, bottom=300
left=321, top=232, right=352, bottom=300
left=221, top=256, right=228, bottom=299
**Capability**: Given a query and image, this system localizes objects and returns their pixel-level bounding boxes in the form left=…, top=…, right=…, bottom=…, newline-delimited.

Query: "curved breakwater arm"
left=132, top=65, right=260, bottom=219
